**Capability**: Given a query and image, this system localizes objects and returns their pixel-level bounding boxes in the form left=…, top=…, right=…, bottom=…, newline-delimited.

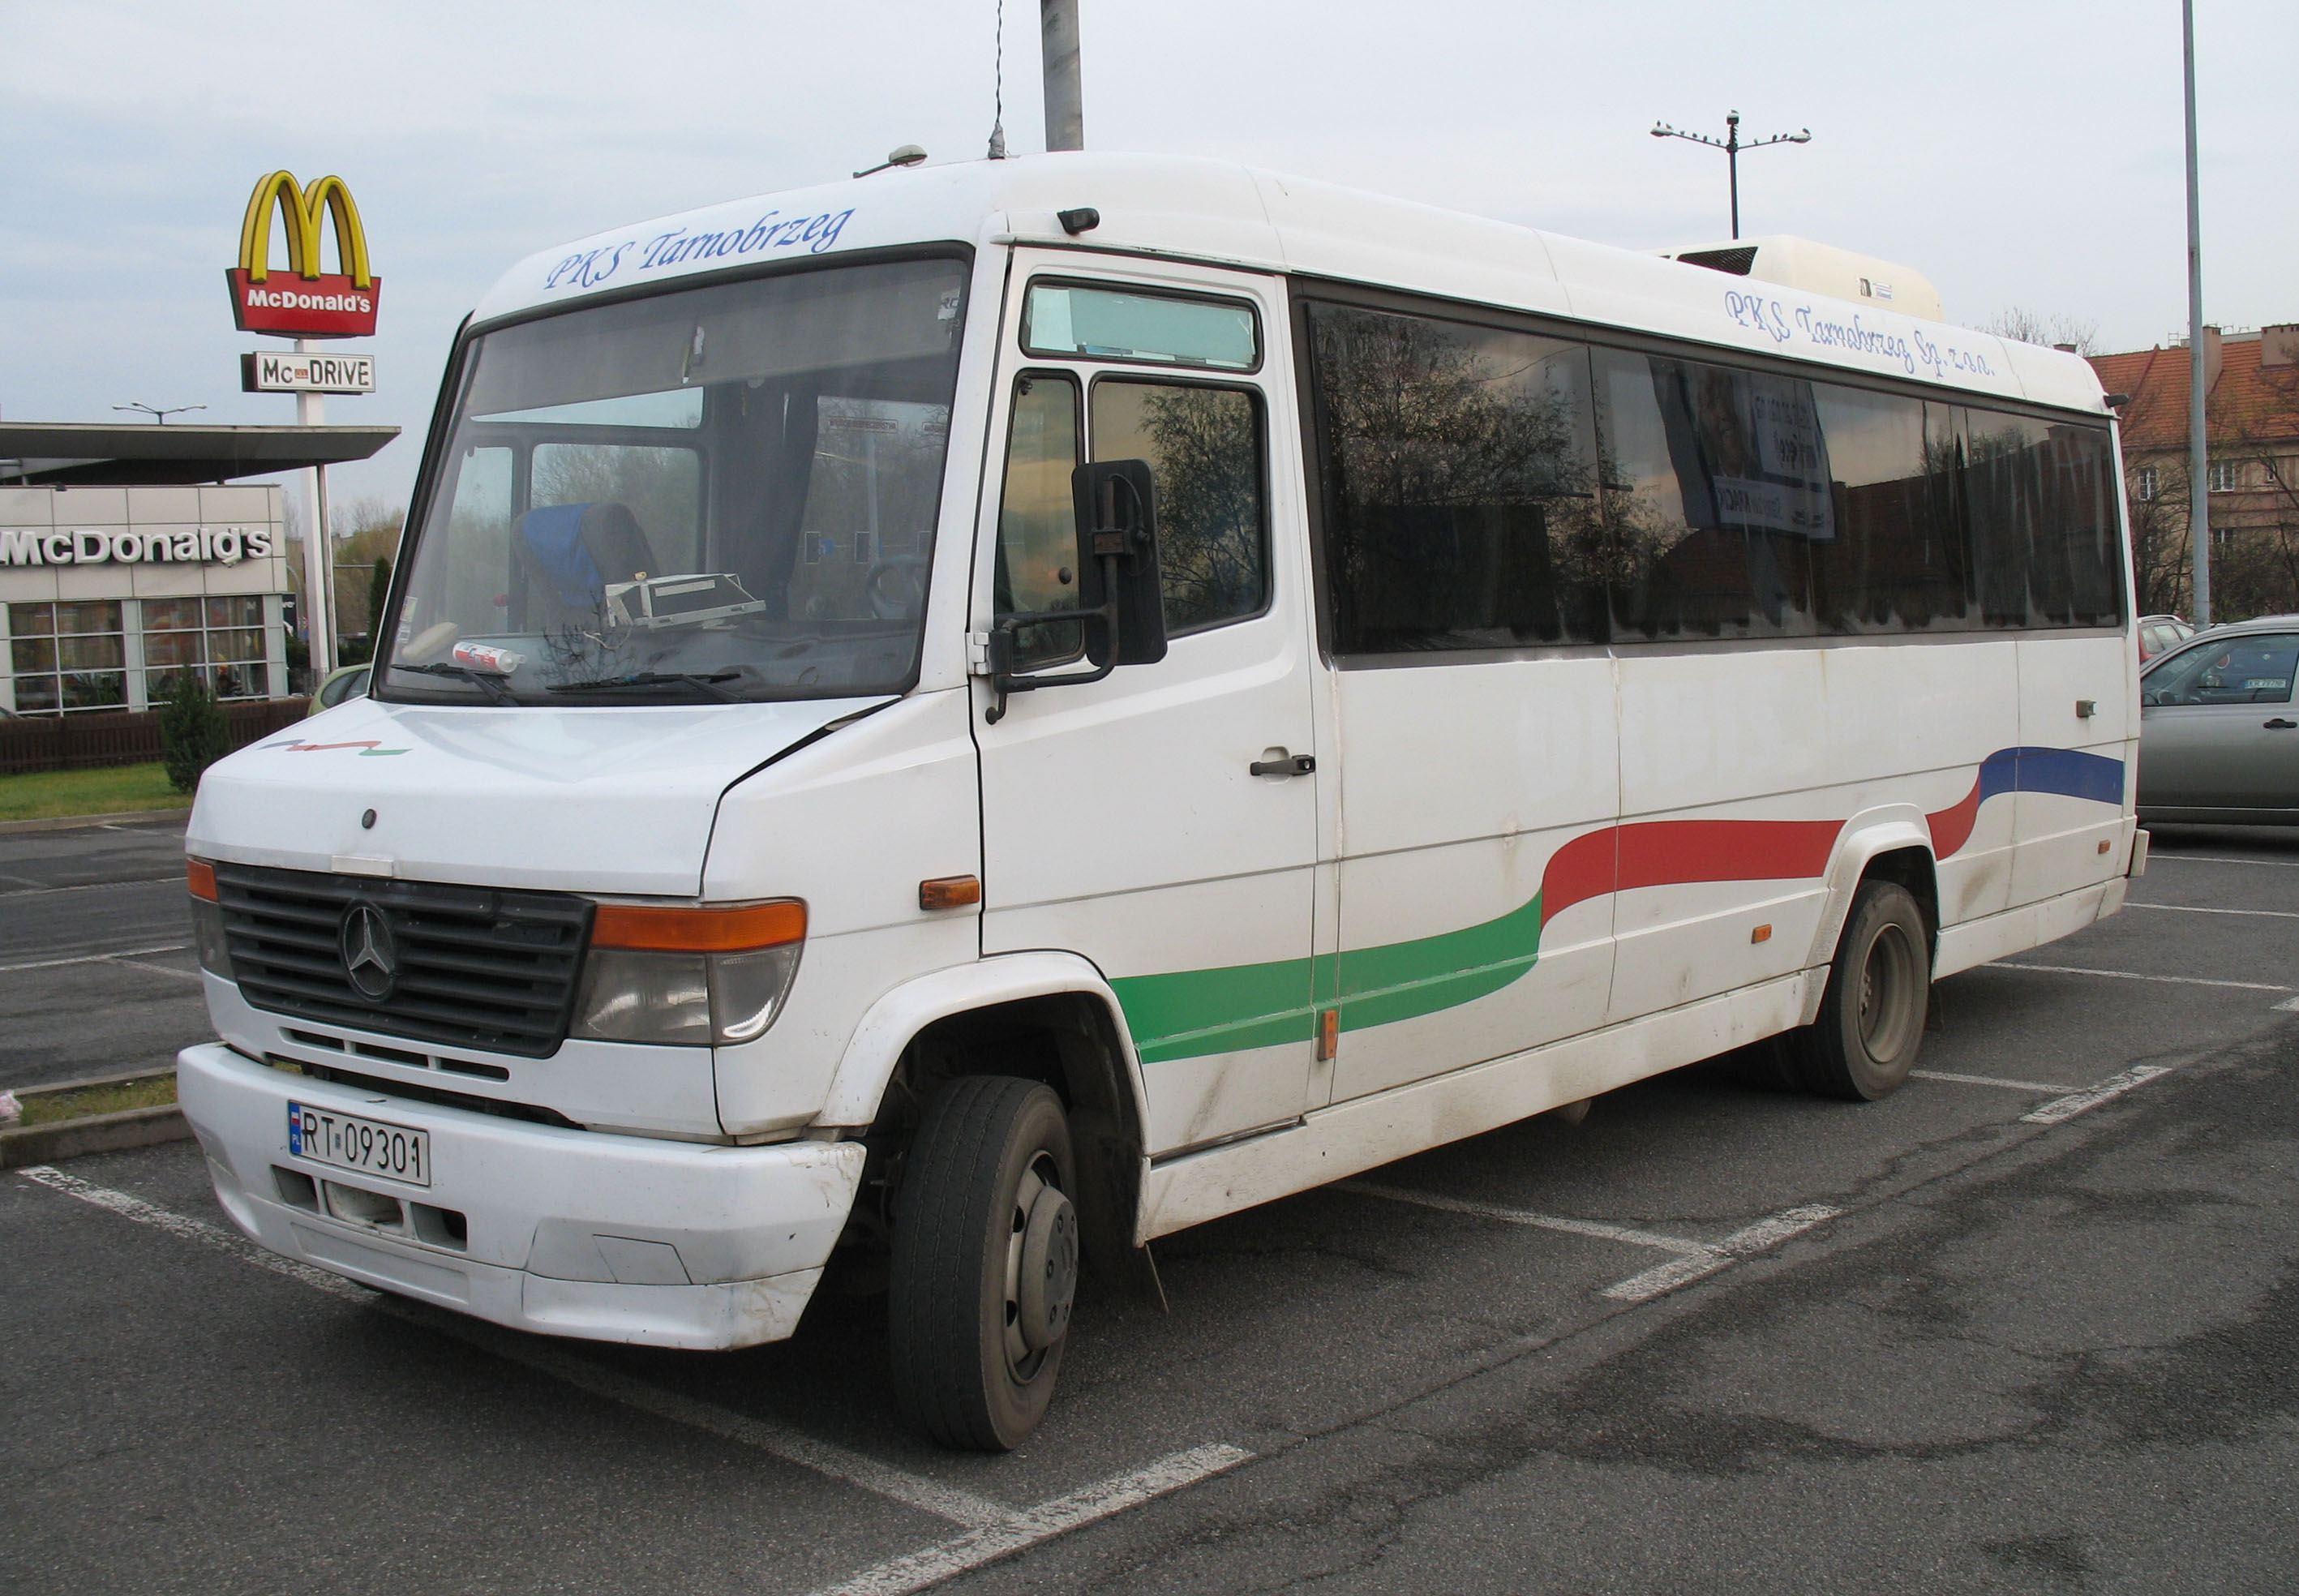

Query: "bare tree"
left=1977, top=307, right=2102, bottom=357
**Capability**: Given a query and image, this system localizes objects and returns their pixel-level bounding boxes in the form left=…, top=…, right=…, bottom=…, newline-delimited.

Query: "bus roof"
left=474, top=152, right=2106, bottom=417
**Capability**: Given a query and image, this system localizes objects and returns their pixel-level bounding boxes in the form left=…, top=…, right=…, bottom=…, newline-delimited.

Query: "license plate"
left=287, top=1102, right=431, bottom=1187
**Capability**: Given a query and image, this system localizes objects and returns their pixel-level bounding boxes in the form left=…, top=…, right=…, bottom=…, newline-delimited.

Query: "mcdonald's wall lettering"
left=226, top=170, right=381, bottom=337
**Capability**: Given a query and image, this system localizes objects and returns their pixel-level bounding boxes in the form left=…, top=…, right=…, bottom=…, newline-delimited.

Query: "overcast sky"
left=2, top=0, right=2289, bottom=514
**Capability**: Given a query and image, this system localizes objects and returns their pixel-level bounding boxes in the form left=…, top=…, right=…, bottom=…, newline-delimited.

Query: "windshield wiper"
left=389, top=661, right=518, bottom=705
left=545, top=671, right=745, bottom=702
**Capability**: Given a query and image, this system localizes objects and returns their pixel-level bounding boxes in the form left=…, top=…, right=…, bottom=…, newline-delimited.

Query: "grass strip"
left=15, top=1075, right=179, bottom=1128
left=0, top=762, right=192, bottom=823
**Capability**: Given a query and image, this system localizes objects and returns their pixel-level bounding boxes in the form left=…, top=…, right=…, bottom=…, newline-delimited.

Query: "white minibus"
left=177, top=153, right=2139, bottom=1449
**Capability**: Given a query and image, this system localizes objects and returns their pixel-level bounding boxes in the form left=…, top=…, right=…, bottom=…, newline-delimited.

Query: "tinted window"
left=2146, top=634, right=2299, bottom=706
left=1807, top=390, right=1971, bottom=633
left=1092, top=380, right=1265, bottom=634
left=1596, top=350, right=1824, bottom=640
left=1964, top=409, right=2124, bottom=628
left=1307, top=302, right=1606, bottom=652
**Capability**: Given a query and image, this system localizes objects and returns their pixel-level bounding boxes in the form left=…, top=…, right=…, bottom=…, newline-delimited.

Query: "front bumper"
left=177, top=1043, right=863, bottom=1349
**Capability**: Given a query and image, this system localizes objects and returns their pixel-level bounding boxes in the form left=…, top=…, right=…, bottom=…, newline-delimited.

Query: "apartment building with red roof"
left=2090, top=324, right=2299, bottom=617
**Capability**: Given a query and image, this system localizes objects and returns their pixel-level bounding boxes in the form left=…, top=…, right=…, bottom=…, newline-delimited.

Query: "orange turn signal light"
left=919, top=875, right=982, bottom=911
left=1750, top=924, right=1773, bottom=944
left=591, top=899, right=805, bottom=953
left=187, top=859, right=218, bottom=903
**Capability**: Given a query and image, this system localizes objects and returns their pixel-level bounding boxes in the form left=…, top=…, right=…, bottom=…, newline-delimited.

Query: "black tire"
left=888, top=1076, right=1078, bottom=1451
left=1788, top=880, right=1930, bottom=1101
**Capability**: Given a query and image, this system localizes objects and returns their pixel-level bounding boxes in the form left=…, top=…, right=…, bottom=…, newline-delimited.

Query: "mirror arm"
left=983, top=549, right=1125, bottom=725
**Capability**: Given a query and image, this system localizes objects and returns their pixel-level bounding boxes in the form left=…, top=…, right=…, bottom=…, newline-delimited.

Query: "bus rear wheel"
left=1790, top=880, right=1929, bottom=1101
left=888, top=1075, right=1078, bottom=1451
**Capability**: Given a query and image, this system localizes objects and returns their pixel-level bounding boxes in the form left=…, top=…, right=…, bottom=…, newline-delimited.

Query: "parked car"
left=2138, top=615, right=2299, bottom=825
left=2136, top=613, right=2194, bottom=663
left=305, top=663, right=371, bottom=714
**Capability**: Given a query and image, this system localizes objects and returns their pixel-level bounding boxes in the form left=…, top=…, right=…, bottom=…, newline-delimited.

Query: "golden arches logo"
left=238, top=171, right=371, bottom=289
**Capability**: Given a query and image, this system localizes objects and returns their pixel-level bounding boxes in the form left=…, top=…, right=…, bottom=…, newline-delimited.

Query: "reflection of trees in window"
left=1124, top=384, right=1263, bottom=633
left=1309, top=304, right=1605, bottom=650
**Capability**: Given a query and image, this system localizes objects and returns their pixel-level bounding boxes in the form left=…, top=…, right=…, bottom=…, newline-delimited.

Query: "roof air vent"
left=1677, top=245, right=1759, bottom=277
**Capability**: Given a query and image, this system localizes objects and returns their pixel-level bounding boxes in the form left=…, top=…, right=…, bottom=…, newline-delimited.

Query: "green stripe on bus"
left=1109, top=889, right=1548, bottom=1064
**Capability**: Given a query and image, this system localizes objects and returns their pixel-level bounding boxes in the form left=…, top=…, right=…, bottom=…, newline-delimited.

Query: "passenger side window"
left=1091, top=380, right=1267, bottom=635
left=1805, top=388, right=1971, bottom=633
left=1593, top=350, right=1823, bottom=640
left=2145, top=636, right=2299, bottom=706
left=994, top=373, right=1083, bottom=665
left=1306, top=302, right=1606, bottom=652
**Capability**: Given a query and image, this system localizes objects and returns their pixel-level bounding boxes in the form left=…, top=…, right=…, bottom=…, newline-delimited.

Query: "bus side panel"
left=1610, top=638, right=2018, bottom=1021
left=1323, top=656, right=1619, bottom=1104
left=2009, top=633, right=2141, bottom=909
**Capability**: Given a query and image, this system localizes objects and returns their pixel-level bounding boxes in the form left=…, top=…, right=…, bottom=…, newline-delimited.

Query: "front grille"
left=218, top=862, right=594, bottom=1058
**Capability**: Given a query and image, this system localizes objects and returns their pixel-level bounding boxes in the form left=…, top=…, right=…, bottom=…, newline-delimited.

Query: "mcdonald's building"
left=0, top=426, right=395, bottom=715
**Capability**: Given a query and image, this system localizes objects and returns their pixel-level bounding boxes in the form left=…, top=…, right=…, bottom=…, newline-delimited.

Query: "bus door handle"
left=2266, top=719, right=2297, bottom=730
left=1250, top=751, right=1316, bottom=778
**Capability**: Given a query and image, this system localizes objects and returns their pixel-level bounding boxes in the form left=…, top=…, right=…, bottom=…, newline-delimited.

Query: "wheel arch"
left=1801, top=809, right=1938, bottom=1024
left=817, top=951, right=1159, bottom=1299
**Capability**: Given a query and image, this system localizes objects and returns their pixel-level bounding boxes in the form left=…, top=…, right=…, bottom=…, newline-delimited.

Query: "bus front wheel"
left=889, top=1075, right=1079, bottom=1450
left=1791, top=880, right=1929, bottom=1101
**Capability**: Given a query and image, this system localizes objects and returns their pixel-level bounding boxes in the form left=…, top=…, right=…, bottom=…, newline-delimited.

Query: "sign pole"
left=296, top=337, right=335, bottom=678
left=2182, top=0, right=2211, bottom=626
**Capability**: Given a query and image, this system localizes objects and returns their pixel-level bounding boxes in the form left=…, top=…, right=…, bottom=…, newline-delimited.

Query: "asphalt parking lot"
left=6, top=819, right=2299, bottom=1594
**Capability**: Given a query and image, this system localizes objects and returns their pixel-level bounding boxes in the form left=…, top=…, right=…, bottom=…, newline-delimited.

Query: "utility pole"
left=1651, top=110, right=1811, bottom=239
left=1041, top=0, right=1083, bottom=152
left=2183, top=0, right=2211, bottom=625
left=297, top=336, right=336, bottom=676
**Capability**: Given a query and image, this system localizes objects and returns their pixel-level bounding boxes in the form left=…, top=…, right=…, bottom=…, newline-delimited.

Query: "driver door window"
left=2147, top=636, right=2299, bottom=706
left=993, top=373, right=1083, bottom=665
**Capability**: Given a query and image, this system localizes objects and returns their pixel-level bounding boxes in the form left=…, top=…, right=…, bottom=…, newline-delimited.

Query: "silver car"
left=2138, top=614, right=2299, bottom=825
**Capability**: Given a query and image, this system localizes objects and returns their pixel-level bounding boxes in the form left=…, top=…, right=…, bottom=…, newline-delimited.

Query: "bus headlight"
left=570, top=901, right=804, bottom=1047
left=187, top=858, right=234, bottom=979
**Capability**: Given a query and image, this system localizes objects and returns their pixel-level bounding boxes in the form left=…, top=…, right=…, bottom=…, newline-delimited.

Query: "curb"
left=0, top=807, right=191, bottom=836
left=1, top=1105, right=192, bottom=1169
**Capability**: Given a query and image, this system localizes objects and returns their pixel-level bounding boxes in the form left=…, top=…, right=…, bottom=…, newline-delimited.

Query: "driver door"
left=973, top=259, right=1321, bottom=1157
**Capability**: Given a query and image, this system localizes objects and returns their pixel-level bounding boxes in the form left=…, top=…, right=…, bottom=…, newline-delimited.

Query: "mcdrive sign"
left=226, top=171, right=381, bottom=338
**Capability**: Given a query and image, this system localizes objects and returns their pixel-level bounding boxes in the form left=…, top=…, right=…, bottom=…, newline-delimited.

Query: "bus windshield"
left=381, top=255, right=967, bottom=705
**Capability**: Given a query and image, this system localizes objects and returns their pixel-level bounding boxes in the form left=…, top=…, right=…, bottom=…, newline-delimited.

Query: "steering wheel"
left=864, top=556, right=929, bottom=621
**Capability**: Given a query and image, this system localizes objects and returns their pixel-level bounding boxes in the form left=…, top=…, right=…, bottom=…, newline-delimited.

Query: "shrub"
left=158, top=675, right=229, bottom=794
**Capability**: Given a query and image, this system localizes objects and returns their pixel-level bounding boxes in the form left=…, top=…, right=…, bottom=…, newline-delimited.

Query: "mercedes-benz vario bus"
left=178, top=153, right=2139, bottom=1449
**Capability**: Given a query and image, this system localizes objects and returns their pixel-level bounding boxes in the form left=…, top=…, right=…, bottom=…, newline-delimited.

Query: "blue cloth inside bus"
left=519, top=503, right=606, bottom=607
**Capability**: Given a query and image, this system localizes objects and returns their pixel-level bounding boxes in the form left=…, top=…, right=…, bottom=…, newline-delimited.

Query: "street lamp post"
left=2182, top=0, right=2211, bottom=626
left=1651, top=110, right=1812, bottom=239
left=112, top=402, right=207, bottom=424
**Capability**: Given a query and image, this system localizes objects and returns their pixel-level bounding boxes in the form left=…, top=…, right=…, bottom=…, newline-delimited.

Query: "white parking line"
left=1599, top=1204, right=1844, bottom=1303
left=810, top=1443, right=1255, bottom=1596
left=2124, top=902, right=2299, bottom=920
left=2021, top=1065, right=2174, bottom=1126
left=0, top=875, right=182, bottom=899
left=105, top=956, right=203, bottom=983
left=0, top=944, right=188, bottom=973
left=1990, top=962, right=2293, bottom=993
left=15, top=1166, right=1010, bottom=1528
left=1912, top=1069, right=2066, bottom=1092
left=2148, top=853, right=2299, bottom=869
left=1340, top=1180, right=1712, bottom=1255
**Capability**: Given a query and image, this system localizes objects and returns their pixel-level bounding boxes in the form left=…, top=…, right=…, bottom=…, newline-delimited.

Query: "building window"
left=2209, top=460, right=2241, bottom=493
left=7, top=602, right=127, bottom=714
left=2136, top=466, right=2159, bottom=501
left=141, top=595, right=270, bottom=703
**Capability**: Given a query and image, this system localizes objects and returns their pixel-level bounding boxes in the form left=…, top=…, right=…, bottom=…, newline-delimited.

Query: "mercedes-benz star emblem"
left=339, top=903, right=397, bottom=1002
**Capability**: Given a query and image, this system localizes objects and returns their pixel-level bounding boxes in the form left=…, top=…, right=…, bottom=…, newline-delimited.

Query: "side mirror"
left=1071, top=459, right=1167, bottom=668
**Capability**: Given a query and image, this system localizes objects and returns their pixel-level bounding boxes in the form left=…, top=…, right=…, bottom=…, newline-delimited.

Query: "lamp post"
left=1650, top=110, right=1812, bottom=239
left=112, top=402, right=207, bottom=424
left=2182, top=0, right=2211, bottom=626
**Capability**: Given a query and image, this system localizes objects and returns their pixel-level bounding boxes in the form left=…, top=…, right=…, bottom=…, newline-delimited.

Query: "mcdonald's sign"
left=225, top=170, right=381, bottom=338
